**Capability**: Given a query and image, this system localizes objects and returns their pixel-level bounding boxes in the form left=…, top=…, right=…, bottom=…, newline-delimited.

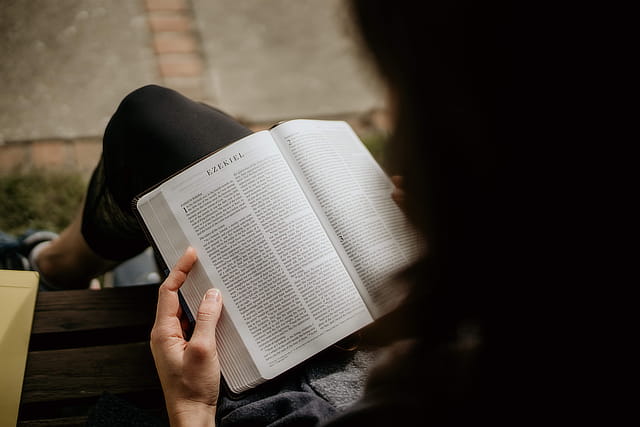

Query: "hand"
left=150, top=247, right=223, bottom=427
left=391, top=175, right=406, bottom=211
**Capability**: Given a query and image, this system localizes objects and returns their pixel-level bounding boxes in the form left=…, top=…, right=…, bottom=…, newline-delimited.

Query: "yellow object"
left=0, top=270, right=39, bottom=427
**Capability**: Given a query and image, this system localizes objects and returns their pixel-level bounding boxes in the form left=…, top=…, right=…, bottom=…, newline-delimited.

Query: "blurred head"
left=350, top=1, right=510, bottom=326
left=351, top=0, right=507, bottom=256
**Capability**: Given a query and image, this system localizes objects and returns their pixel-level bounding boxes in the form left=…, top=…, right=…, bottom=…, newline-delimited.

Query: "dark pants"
left=81, top=85, right=252, bottom=261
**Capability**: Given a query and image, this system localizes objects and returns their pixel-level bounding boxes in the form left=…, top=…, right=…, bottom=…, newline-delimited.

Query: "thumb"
left=190, top=288, right=223, bottom=345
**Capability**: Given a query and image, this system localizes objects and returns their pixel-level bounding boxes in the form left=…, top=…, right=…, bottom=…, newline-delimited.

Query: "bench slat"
left=19, top=285, right=166, bottom=424
left=21, top=342, right=161, bottom=403
left=18, top=415, right=87, bottom=426
left=32, top=285, right=159, bottom=334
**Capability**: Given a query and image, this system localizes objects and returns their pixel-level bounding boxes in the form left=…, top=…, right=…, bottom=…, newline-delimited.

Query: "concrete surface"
left=0, top=0, right=160, bottom=143
left=192, top=0, right=384, bottom=122
left=0, top=0, right=384, bottom=149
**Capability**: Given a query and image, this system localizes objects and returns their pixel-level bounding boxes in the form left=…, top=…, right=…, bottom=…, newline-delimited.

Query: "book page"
left=271, top=120, right=420, bottom=318
left=137, top=189, right=262, bottom=393
left=148, top=131, right=372, bottom=380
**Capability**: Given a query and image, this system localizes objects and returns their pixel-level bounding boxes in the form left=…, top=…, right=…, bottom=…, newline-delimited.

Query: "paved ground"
left=0, top=0, right=386, bottom=176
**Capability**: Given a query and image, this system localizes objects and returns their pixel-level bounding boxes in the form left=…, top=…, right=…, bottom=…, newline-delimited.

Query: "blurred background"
left=0, top=0, right=389, bottom=236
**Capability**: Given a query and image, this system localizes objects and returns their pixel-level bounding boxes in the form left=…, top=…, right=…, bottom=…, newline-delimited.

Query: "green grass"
left=0, top=171, right=85, bottom=236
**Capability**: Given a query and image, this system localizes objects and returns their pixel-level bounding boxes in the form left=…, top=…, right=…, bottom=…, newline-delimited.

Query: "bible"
left=134, top=119, right=420, bottom=393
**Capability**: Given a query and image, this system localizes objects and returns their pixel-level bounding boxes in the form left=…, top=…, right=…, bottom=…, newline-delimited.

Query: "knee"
left=115, top=85, right=179, bottom=127
left=122, top=84, right=175, bottom=106
left=103, top=85, right=181, bottom=168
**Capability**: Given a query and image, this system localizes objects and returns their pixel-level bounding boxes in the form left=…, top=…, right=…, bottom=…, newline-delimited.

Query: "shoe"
left=2, top=229, right=101, bottom=291
left=19, top=230, right=61, bottom=291
left=19, top=230, right=59, bottom=268
left=0, top=230, right=61, bottom=290
left=0, top=231, right=31, bottom=270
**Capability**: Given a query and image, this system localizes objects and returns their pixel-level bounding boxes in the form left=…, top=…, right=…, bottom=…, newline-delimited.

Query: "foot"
left=13, top=230, right=102, bottom=291
left=17, top=230, right=66, bottom=290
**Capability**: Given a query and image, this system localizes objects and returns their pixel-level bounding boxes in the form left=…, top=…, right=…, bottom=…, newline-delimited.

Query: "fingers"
left=190, top=288, right=223, bottom=347
left=391, top=188, right=405, bottom=205
left=163, top=247, right=198, bottom=292
left=156, top=247, right=197, bottom=322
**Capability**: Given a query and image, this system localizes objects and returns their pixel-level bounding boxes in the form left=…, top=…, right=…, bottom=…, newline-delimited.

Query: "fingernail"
left=205, top=288, right=220, bottom=301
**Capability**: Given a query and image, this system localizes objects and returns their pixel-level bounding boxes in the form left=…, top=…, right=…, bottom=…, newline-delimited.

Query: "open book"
left=134, top=119, right=420, bottom=393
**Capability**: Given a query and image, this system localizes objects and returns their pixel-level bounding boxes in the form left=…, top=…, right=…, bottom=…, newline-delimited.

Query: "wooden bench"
left=18, top=285, right=166, bottom=426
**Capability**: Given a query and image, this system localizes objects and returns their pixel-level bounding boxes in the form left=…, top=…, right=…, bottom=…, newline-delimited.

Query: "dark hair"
left=350, top=0, right=510, bottom=339
left=349, top=3, right=512, bottom=420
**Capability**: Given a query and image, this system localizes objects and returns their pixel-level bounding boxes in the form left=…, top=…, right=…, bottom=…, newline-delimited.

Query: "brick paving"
left=0, top=0, right=389, bottom=178
left=0, top=138, right=103, bottom=179
left=146, top=0, right=205, bottom=100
